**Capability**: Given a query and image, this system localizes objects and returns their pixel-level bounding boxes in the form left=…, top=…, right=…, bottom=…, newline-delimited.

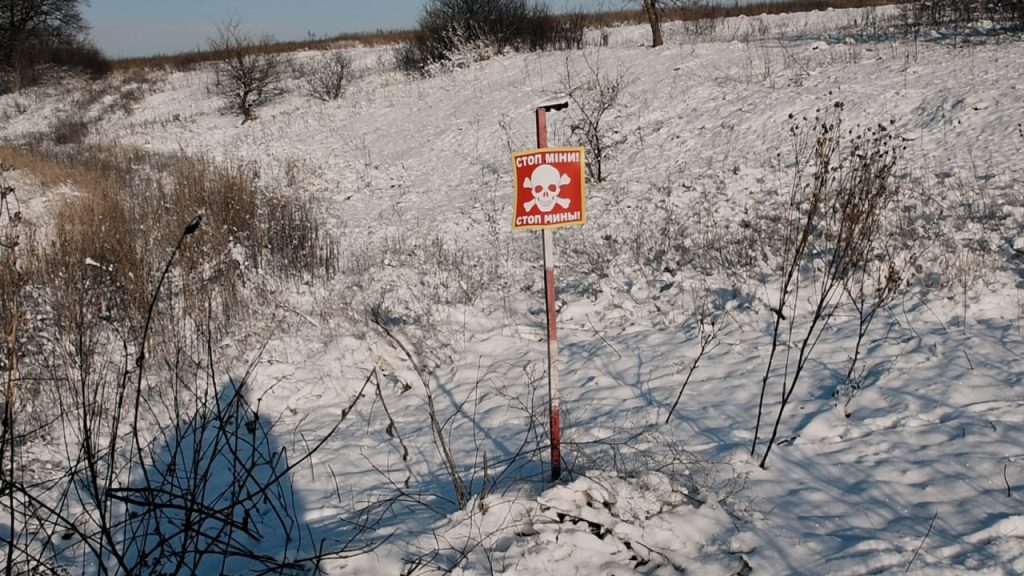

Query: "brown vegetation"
left=0, top=142, right=336, bottom=333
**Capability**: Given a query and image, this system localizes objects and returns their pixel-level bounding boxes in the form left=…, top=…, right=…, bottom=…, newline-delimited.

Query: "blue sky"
left=84, top=0, right=624, bottom=57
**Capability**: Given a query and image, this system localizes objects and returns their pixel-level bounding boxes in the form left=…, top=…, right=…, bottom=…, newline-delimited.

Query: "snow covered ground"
left=3, top=5, right=1024, bottom=574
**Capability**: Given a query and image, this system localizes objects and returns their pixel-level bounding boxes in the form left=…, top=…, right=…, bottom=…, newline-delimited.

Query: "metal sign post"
left=516, top=96, right=581, bottom=481
left=535, top=105, right=561, bottom=482
left=511, top=98, right=583, bottom=482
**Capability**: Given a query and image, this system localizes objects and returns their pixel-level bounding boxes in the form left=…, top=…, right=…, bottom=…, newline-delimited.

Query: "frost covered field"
left=3, top=4, right=1024, bottom=575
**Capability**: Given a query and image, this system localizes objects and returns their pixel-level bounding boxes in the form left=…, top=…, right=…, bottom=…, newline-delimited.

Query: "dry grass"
left=0, top=142, right=337, bottom=336
left=46, top=180, right=149, bottom=331
left=0, top=146, right=81, bottom=188
left=0, top=141, right=338, bottom=443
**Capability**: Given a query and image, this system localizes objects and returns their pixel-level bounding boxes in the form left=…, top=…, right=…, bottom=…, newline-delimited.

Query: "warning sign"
left=512, top=147, right=586, bottom=230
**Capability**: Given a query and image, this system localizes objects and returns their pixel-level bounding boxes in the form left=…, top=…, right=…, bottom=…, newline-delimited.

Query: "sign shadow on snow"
left=117, top=376, right=376, bottom=575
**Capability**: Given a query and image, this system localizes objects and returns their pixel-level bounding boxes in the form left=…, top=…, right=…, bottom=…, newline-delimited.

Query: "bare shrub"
left=398, top=24, right=502, bottom=75
left=900, top=0, right=1024, bottom=37
left=566, top=427, right=746, bottom=513
left=110, top=73, right=152, bottom=116
left=903, top=0, right=983, bottom=28
left=550, top=10, right=587, bottom=50
left=562, top=53, right=628, bottom=183
left=666, top=288, right=724, bottom=423
left=397, top=0, right=582, bottom=75
left=834, top=259, right=904, bottom=414
left=0, top=166, right=32, bottom=564
left=394, top=36, right=435, bottom=75
left=301, top=49, right=353, bottom=101
left=209, top=19, right=289, bottom=121
left=372, top=310, right=469, bottom=509
left=750, top=103, right=909, bottom=468
left=43, top=42, right=112, bottom=78
left=49, top=112, right=91, bottom=145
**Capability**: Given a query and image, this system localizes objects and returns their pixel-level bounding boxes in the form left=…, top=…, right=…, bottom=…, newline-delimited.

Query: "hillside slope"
left=2, top=6, right=1024, bottom=575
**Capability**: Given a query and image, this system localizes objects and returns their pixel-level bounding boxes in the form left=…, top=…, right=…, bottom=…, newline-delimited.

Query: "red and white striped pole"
left=535, top=102, right=565, bottom=481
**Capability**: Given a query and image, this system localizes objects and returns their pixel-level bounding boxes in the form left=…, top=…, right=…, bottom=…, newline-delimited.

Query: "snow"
left=3, top=4, right=1024, bottom=574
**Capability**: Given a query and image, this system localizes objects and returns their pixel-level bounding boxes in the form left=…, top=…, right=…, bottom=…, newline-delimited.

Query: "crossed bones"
left=523, top=164, right=571, bottom=213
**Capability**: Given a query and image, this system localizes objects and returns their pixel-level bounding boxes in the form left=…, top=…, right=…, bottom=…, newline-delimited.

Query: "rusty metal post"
left=535, top=105, right=561, bottom=481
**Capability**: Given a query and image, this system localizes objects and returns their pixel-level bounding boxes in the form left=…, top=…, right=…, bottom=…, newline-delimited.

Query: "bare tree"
left=209, top=19, right=289, bottom=122
left=635, top=0, right=694, bottom=47
left=0, top=0, right=89, bottom=87
left=641, top=0, right=664, bottom=47
left=0, top=0, right=87, bottom=56
left=635, top=1, right=719, bottom=48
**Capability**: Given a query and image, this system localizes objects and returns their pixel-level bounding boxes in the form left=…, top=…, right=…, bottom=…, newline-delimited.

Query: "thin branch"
left=371, top=310, right=468, bottom=509
left=906, top=512, right=938, bottom=573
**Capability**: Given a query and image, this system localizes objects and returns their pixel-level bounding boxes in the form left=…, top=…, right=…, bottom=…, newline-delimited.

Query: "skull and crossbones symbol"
left=522, top=164, right=571, bottom=213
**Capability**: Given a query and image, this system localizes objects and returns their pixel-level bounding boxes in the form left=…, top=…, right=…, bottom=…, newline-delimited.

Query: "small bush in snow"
left=49, top=113, right=91, bottom=145
left=562, top=53, right=628, bottom=183
left=301, top=50, right=353, bottom=101
left=397, top=0, right=584, bottom=75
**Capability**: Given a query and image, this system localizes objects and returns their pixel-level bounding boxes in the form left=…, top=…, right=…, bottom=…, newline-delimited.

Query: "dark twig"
left=1005, top=463, right=1012, bottom=498
left=374, top=362, right=412, bottom=468
left=130, top=215, right=203, bottom=487
left=586, top=314, right=622, bottom=359
left=666, top=320, right=718, bottom=423
left=906, top=512, right=938, bottom=573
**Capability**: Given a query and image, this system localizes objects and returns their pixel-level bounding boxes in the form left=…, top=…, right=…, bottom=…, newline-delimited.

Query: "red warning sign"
left=512, top=147, right=586, bottom=230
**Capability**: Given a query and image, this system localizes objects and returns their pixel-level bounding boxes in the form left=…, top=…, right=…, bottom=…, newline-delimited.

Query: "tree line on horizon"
left=3, top=0, right=1022, bottom=91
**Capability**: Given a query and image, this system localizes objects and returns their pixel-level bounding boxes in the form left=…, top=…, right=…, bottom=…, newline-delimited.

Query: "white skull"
left=523, top=164, right=571, bottom=213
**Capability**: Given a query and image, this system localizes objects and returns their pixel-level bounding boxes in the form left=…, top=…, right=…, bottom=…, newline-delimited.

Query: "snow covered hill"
left=2, top=5, right=1023, bottom=574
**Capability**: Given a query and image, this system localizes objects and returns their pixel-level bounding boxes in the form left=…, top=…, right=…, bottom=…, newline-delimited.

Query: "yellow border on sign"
left=511, top=147, right=587, bottom=231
